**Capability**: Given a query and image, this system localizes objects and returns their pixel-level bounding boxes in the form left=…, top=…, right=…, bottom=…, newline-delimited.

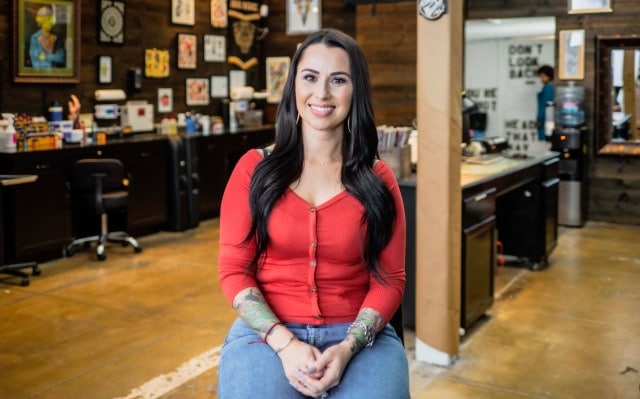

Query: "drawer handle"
left=35, top=163, right=51, bottom=170
left=140, top=151, right=151, bottom=158
left=543, top=157, right=559, bottom=166
left=473, top=193, right=487, bottom=202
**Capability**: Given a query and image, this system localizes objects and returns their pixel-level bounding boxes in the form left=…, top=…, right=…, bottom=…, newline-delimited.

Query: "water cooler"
left=551, top=84, right=587, bottom=227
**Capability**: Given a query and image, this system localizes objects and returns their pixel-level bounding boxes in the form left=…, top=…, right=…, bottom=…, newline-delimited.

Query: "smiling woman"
left=216, top=29, right=410, bottom=399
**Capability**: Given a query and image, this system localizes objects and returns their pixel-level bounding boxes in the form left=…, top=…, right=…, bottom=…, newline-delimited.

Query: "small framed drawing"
left=172, top=0, right=195, bottom=25
left=186, top=78, right=210, bottom=106
left=145, top=48, right=170, bottom=78
left=177, top=34, right=197, bottom=70
left=266, top=57, right=290, bottom=104
left=158, top=88, right=173, bottom=113
left=568, top=0, right=612, bottom=14
left=211, top=0, right=227, bottom=28
left=558, top=29, right=585, bottom=80
left=287, top=0, right=321, bottom=35
left=204, top=35, right=226, bottom=62
left=211, top=75, right=229, bottom=98
left=97, top=55, right=112, bottom=84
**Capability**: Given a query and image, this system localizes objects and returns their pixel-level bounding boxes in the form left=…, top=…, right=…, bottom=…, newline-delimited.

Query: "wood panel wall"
left=0, top=0, right=354, bottom=122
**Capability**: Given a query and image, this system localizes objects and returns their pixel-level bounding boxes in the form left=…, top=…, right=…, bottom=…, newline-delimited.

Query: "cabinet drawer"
left=542, top=156, right=559, bottom=181
left=463, top=188, right=496, bottom=228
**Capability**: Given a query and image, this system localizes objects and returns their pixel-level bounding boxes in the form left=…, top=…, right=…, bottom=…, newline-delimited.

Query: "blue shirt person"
left=536, top=65, right=555, bottom=141
left=29, top=7, right=65, bottom=69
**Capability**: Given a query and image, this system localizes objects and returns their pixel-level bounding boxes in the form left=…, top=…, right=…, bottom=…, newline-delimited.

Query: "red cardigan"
left=218, top=150, right=406, bottom=324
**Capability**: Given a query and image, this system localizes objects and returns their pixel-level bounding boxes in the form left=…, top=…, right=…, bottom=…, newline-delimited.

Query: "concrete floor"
left=0, top=219, right=638, bottom=398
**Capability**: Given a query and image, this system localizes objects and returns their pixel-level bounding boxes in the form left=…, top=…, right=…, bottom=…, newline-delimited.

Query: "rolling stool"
left=63, top=159, right=142, bottom=261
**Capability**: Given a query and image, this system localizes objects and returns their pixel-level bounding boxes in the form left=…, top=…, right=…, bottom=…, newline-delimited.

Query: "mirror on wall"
left=595, top=36, right=640, bottom=155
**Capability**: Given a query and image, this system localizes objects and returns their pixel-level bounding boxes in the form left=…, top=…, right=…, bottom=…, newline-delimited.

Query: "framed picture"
left=13, top=0, right=81, bottom=83
left=177, top=33, right=197, bottom=70
left=558, top=29, right=585, bottom=80
left=210, top=0, right=227, bottom=28
left=286, top=0, right=321, bottom=35
left=97, top=55, right=112, bottom=84
left=568, top=0, right=612, bottom=14
left=145, top=48, right=170, bottom=78
left=172, top=0, right=195, bottom=25
left=98, top=0, right=125, bottom=44
left=229, top=69, right=246, bottom=91
left=204, top=34, right=226, bottom=62
left=266, top=56, right=290, bottom=104
left=210, top=75, right=228, bottom=98
left=186, top=78, right=210, bottom=106
left=158, top=88, right=173, bottom=113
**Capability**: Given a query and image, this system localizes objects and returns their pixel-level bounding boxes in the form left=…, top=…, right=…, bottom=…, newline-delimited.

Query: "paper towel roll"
left=95, top=89, right=127, bottom=102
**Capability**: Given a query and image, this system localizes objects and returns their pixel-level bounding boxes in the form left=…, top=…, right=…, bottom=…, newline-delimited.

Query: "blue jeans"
left=218, top=318, right=410, bottom=399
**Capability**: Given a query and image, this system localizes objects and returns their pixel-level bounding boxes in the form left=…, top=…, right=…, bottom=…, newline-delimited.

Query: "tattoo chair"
left=63, top=159, right=141, bottom=261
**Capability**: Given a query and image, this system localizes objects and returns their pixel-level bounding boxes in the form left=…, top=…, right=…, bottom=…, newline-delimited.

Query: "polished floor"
left=1, top=219, right=638, bottom=398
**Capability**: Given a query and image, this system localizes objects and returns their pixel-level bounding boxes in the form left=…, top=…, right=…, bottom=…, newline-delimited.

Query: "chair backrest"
left=71, top=158, right=125, bottom=190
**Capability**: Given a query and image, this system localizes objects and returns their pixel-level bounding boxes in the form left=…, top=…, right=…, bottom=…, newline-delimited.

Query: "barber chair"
left=63, top=159, right=141, bottom=261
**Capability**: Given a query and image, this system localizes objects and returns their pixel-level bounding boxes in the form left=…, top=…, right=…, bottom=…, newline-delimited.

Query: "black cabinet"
left=197, top=136, right=227, bottom=219
left=461, top=188, right=496, bottom=331
left=1, top=152, right=71, bottom=262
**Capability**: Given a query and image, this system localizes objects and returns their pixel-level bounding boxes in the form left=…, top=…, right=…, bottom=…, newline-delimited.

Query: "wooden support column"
left=414, top=2, right=463, bottom=366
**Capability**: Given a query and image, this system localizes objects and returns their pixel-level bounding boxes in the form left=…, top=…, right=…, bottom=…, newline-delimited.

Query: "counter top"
left=399, top=151, right=560, bottom=191
left=0, top=124, right=276, bottom=155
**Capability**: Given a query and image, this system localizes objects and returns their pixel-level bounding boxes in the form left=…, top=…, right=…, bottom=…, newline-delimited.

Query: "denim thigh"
left=217, top=319, right=409, bottom=399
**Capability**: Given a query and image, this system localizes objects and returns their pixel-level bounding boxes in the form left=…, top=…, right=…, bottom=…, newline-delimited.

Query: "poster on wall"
left=172, top=0, right=195, bottom=25
left=204, top=35, right=226, bottom=62
left=177, top=33, right=197, bottom=70
left=286, top=0, right=321, bottom=35
left=158, top=88, right=173, bottom=113
left=210, top=75, right=228, bottom=98
left=227, top=0, right=262, bottom=70
left=186, top=78, right=210, bottom=106
left=145, top=48, right=170, bottom=78
left=266, top=57, right=290, bottom=104
left=211, top=0, right=227, bottom=28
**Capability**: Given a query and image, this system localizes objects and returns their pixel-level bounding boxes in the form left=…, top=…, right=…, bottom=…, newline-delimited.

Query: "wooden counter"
left=0, top=126, right=275, bottom=263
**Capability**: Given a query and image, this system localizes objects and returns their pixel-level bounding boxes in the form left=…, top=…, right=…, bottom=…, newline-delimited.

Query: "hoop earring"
left=296, top=113, right=300, bottom=124
left=347, top=117, right=352, bottom=134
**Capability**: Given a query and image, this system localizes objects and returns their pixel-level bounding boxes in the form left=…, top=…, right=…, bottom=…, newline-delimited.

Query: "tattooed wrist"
left=232, top=287, right=279, bottom=335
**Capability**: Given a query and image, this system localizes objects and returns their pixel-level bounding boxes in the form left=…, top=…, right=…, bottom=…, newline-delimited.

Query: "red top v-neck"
left=218, top=150, right=406, bottom=324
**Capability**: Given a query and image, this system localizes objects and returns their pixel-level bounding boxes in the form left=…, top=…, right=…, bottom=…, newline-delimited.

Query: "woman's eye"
left=302, top=74, right=317, bottom=82
left=331, top=76, right=348, bottom=85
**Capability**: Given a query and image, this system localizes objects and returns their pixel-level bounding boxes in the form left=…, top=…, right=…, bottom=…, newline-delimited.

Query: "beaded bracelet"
left=274, top=335, right=296, bottom=354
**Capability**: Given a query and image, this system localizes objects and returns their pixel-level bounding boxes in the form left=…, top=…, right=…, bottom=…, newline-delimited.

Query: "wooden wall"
left=0, top=0, right=354, bottom=123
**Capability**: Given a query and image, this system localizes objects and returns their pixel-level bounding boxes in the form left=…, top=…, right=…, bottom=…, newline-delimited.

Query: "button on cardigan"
left=218, top=150, right=406, bottom=324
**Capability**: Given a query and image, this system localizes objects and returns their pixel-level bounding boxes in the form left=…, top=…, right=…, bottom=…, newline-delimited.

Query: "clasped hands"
left=278, top=338, right=354, bottom=398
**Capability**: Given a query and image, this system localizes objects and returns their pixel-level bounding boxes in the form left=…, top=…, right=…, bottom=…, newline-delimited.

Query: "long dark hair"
left=245, top=29, right=396, bottom=281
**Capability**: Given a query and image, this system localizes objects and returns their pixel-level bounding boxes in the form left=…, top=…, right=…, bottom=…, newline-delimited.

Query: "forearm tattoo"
left=232, top=288, right=279, bottom=336
left=345, top=308, right=386, bottom=353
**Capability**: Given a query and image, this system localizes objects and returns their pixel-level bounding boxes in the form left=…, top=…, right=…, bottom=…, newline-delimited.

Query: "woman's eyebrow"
left=299, top=68, right=351, bottom=78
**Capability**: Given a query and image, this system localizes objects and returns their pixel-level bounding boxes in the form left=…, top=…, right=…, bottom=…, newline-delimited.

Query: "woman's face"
left=295, top=43, right=353, bottom=135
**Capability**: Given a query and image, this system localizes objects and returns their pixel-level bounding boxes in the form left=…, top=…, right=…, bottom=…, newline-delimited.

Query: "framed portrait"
left=186, top=78, right=210, bottom=106
left=97, top=55, right=112, bottom=84
left=558, top=29, right=585, bottom=80
left=13, top=0, right=81, bottom=83
left=204, top=34, right=226, bottom=62
left=177, top=33, right=197, bottom=70
left=266, top=57, right=290, bottom=104
left=158, top=88, right=173, bottom=113
left=568, top=0, right=612, bottom=14
left=172, top=0, right=195, bottom=25
left=210, top=75, right=228, bottom=98
left=145, top=48, right=170, bottom=78
left=286, top=0, right=321, bottom=35
left=210, top=0, right=227, bottom=28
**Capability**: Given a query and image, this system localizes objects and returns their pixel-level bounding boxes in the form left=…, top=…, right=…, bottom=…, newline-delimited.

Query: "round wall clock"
left=99, top=0, right=125, bottom=44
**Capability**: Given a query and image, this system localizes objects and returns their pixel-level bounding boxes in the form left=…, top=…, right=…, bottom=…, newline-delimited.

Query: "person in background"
left=536, top=65, right=555, bottom=141
left=217, top=29, right=409, bottom=399
left=29, top=6, right=65, bottom=69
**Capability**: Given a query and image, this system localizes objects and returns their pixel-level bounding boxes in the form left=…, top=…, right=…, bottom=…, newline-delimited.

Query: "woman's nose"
left=314, top=80, right=331, bottom=99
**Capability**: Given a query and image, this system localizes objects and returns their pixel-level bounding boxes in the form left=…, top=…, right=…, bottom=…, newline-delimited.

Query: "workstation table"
left=400, top=152, right=560, bottom=332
